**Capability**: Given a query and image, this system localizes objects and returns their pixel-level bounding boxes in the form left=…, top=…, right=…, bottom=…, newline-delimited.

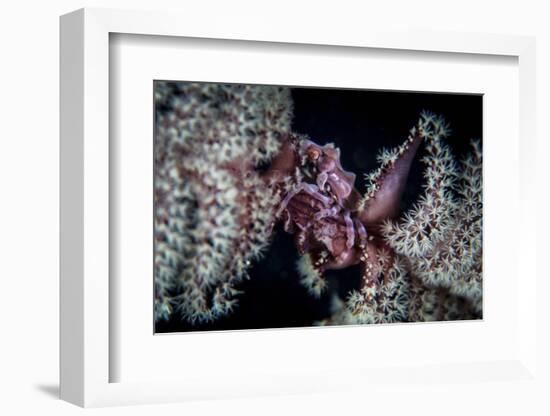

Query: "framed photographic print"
left=60, top=7, right=538, bottom=408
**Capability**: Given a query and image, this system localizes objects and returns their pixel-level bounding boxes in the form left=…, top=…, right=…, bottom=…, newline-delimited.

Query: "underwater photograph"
left=153, top=81, right=482, bottom=333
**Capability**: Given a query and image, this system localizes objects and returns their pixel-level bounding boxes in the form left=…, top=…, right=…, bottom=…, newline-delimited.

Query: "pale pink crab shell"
left=302, top=140, right=357, bottom=202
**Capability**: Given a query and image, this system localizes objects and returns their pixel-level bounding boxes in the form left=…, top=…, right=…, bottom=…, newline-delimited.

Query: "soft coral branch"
left=154, top=82, right=293, bottom=324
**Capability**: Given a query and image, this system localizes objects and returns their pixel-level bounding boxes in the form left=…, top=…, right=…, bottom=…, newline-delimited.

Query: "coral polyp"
left=154, top=82, right=293, bottom=323
left=320, top=112, right=482, bottom=325
left=154, top=81, right=482, bottom=330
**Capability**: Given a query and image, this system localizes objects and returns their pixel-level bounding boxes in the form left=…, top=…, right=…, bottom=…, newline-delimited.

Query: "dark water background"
left=155, top=86, right=483, bottom=333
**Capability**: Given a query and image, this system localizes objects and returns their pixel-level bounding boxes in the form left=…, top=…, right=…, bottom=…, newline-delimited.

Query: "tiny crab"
left=266, top=127, right=424, bottom=290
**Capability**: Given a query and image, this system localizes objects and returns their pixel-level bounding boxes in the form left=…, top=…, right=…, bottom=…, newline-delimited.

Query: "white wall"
left=1, top=0, right=548, bottom=414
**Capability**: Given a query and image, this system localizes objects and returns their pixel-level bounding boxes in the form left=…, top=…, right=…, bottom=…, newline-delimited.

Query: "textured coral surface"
left=154, top=82, right=293, bottom=323
left=154, top=82, right=482, bottom=331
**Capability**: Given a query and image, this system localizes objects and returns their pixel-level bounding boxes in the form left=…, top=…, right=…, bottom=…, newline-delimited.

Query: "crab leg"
left=278, top=183, right=331, bottom=216
left=314, top=205, right=340, bottom=221
left=354, top=218, right=368, bottom=249
left=316, top=171, right=328, bottom=192
left=343, top=211, right=355, bottom=249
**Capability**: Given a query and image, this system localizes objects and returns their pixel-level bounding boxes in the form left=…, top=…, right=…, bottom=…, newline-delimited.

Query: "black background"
left=155, top=86, right=482, bottom=333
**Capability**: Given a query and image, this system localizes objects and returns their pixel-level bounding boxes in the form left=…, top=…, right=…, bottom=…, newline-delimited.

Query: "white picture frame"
left=60, top=7, right=538, bottom=408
